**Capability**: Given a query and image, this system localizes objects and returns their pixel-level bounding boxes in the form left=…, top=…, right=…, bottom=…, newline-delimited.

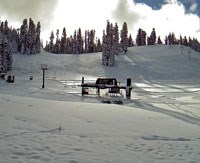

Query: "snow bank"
left=1, top=93, right=200, bottom=163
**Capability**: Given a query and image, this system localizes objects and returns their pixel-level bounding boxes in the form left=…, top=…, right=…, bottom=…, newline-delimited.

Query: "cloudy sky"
left=0, top=0, right=200, bottom=42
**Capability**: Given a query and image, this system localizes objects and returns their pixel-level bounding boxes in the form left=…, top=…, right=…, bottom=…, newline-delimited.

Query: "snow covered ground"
left=1, top=45, right=200, bottom=162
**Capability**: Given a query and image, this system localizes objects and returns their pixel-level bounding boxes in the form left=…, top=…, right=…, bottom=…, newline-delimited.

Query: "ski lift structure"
left=81, top=77, right=133, bottom=99
left=40, top=64, right=48, bottom=88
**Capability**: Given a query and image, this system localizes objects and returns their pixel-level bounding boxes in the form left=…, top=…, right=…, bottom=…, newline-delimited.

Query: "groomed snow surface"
left=1, top=45, right=200, bottom=163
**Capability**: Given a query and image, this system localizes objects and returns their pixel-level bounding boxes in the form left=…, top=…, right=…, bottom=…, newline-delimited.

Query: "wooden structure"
left=81, top=77, right=133, bottom=99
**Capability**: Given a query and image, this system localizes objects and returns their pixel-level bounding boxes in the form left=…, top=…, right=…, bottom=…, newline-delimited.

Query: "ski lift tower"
left=41, top=64, right=48, bottom=88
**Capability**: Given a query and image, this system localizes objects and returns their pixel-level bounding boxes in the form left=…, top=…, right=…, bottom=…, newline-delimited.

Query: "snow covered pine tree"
left=0, top=31, right=12, bottom=73
left=136, top=28, right=147, bottom=46
left=102, top=20, right=115, bottom=66
left=19, top=18, right=41, bottom=54
left=120, top=22, right=128, bottom=54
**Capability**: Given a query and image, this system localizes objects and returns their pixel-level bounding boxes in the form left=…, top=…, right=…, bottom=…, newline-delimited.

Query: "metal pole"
left=42, top=69, right=45, bottom=88
left=41, top=64, right=48, bottom=89
left=126, top=78, right=132, bottom=99
left=81, top=77, right=84, bottom=96
left=188, top=51, right=191, bottom=61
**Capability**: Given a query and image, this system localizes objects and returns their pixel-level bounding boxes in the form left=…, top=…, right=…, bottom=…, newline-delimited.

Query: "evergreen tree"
left=3, top=20, right=9, bottom=37
left=157, top=36, right=162, bottom=44
left=188, top=37, right=192, bottom=47
left=84, top=30, right=89, bottom=53
left=136, top=28, right=146, bottom=46
left=96, top=38, right=102, bottom=52
left=136, top=28, right=142, bottom=46
left=27, top=18, right=36, bottom=54
left=44, top=41, right=49, bottom=51
left=60, top=27, right=67, bottom=53
left=102, top=20, right=115, bottom=66
left=88, top=30, right=95, bottom=53
left=4, top=35, right=12, bottom=71
left=113, top=23, right=120, bottom=54
left=0, top=31, right=12, bottom=73
left=0, top=21, right=3, bottom=32
left=179, top=35, right=183, bottom=45
left=165, top=36, right=168, bottom=45
left=77, top=28, right=83, bottom=54
left=171, top=32, right=176, bottom=45
left=168, top=33, right=172, bottom=45
left=49, top=31, right=54, bottom=53
left=128, top=34, right=134, bottom=47
left=19, top=19, right=28, bottom=54
left=102, top=30, right=106, bottom=65
left=67, top=35, right=73, bottom=54
left=72, top=30, right=77, bottom=54
left=183, top=36, right=188, bottom=46
left=120, top=22, right=128, bottom=53
left=35, top=21, right=41, bottom=53
left=10, top=29, right=19, bottom=53
left=1, top=35, right=7, bottom=72
left=108, top=23, right=114, bottom=66
left=148, top=28, right=156, bottom=45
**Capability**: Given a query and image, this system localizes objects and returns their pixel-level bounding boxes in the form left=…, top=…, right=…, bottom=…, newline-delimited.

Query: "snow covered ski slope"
left=1, top=45, right=200, bottom=162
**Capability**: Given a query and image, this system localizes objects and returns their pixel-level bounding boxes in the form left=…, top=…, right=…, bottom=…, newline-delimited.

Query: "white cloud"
left=111, top=0, right=200, bottom=41
left=41, top=0, right=200, bottom=42
left=0, top=0, right=58, bottom=29
left=112, top=0, right=140, bottom=27
left=1, top=0, right=199, bottom=43
left=43, top=0, right=117, bottom=42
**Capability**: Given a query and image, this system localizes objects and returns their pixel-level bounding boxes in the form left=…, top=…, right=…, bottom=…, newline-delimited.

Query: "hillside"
left=1, top=45, right=200, bottom=163
left=11, top=45, right=200, bottom=82
left=2, top=45, right=200, bottom=118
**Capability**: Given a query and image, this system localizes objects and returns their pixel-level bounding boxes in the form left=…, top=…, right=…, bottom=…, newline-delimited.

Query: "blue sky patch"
left=134, top=0, right=200, bottom=15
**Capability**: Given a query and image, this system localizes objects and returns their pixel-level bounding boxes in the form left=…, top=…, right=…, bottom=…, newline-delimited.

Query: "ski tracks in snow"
left=129, top=82, right=200, bottom=126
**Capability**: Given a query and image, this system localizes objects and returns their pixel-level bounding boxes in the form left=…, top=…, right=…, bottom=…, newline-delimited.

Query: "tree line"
left=44, top=21, right=134, bottom=55
left=1, top=17, right=200, bottom=72
left=0, top=18, right=41, bottom=73
left=136, top=27, right=200, bottom=52
left=44, top=28, right=102, bottom=54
